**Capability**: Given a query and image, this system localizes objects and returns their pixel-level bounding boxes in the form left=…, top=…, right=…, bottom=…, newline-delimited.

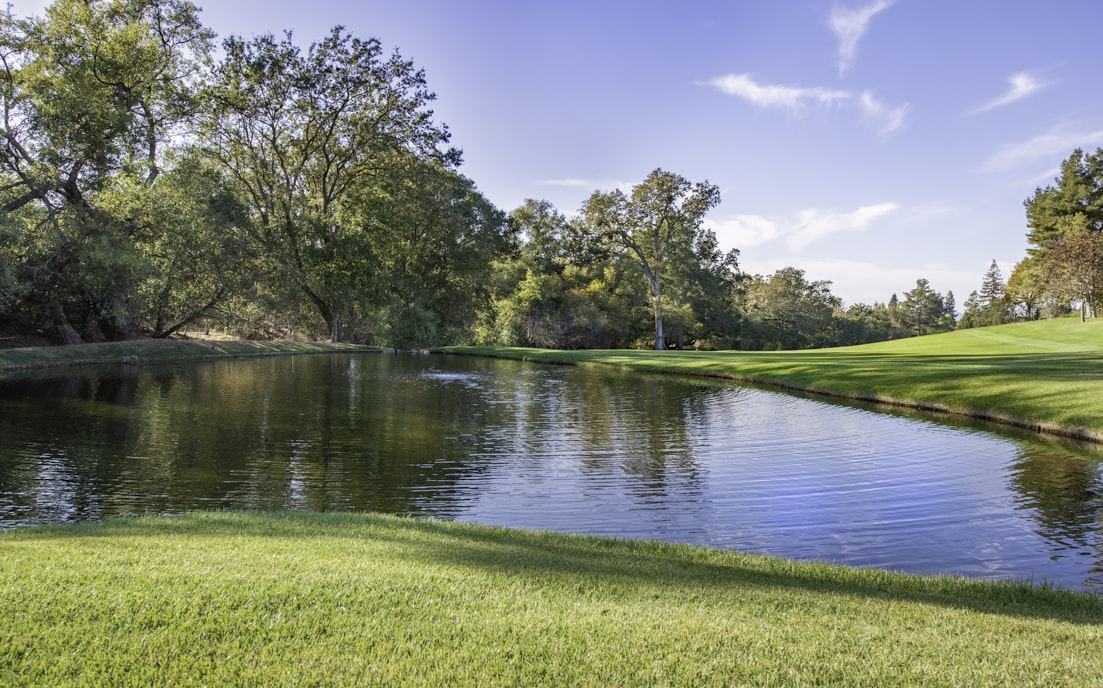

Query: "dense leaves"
left=11, top=1, right=1082, bottom=351
left=1021, top=147, right=1103, bottom=320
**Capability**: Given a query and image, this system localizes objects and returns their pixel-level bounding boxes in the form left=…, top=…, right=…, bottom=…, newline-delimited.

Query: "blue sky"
left=13, top=0, right=1103, bottom=307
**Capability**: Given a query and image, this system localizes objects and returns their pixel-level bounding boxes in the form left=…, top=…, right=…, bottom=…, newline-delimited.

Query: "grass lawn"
left=444, top=318, right=1103, bottom=442
left=2, top=511, right=1101, bottom=687
left=0, top=337, right=375, bottom=373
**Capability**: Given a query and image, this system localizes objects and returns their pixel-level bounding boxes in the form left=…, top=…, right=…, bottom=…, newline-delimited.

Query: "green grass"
left=0, top=338, right=376, bottom=374
left=1, top=511, right=1100, bottom=687
left=444, top=318, right=1103, bottom=442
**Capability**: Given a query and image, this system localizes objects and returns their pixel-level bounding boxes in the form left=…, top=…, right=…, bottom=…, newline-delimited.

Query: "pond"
left=1, top=352, right=1101, bottom=590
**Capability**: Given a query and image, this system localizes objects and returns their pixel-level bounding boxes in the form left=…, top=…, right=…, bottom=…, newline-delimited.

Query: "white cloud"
left=706, top=202, right=899, bottom=252
left=705, top=215, right=782, bottom=248
left=858, top=91, right=909, bottom=135
left=829, top=1, right=894, bottom=76
left=788, top=203, right=899, bottom=249
left=970, top=71, right=1045, bottom=114
left=978, top=125, right=1103, bottom=173
left=702, top=74, right=907, bottom=135
left=701, top=74, right=849, bottom=111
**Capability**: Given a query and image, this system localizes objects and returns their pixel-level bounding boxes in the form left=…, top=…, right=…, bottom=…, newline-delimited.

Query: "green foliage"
left=1024, top=148, right=1103, bottom=318
left=583, top=169, right=721, bottom=350
left=0, top=0, right=212, bottom=341
left=477, top=200, right=653, bottom=349
left=897, top=278, right=952, bottom=336
left=3, top=511, right=1102, bottom=686
left=741, top=267, right=839, bottom=349
left=355, top=159, right=512, bottom=349
left=960, top=260, right=1015, bottom=329
left=200, top=27, right=459, bottom=342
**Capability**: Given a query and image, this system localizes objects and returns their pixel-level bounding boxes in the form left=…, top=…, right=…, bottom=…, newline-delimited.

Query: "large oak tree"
left=583, top=169, right=720, bottom=350
left=200, top=27, right=456, bottom=341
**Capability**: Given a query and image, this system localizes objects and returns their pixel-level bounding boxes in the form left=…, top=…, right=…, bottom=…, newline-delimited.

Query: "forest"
left=1, top=1, right=1098, bottom=351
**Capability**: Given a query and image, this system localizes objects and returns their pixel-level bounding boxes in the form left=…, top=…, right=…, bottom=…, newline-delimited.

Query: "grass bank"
left=0, top=337, right=375, bottom=375
left=444, top=318, right=1103, bottom=442
left=1, top=511, right=1100, bottom=686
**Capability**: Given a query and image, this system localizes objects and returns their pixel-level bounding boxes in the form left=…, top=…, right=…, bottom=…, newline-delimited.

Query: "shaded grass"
left=1, top=511, right=1101, bottom=686
left=443, top=318, right=1103, bottom=442
left=0, top=338, right=376, bottom=374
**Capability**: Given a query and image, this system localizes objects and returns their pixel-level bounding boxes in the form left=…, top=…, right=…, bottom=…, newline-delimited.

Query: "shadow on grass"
left=12, top=511, right=1102, bottom=626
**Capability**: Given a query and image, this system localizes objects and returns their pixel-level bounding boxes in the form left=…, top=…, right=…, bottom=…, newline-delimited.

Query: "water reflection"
left=0, top=353, right=1101, bottom=590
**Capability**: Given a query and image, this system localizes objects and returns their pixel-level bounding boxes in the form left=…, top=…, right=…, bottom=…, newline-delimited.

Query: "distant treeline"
left=0, top=2, right=1096, bottom=351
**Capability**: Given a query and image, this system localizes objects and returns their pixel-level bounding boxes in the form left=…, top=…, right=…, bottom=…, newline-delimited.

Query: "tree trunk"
left=301, top=284, right=341, bottom=342
left=99, top=289, right=144, bottom=341
left=649, top=265, right=665, bottom=350
left=49, top=296, right=84, bottom=345
left=653, top=289, right=665, bottom=350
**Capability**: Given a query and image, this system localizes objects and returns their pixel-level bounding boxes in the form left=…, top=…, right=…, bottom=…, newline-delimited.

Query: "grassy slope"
left=1, top=512, right=1101, bottom=687
left=444, top=318, right=1103, bottom=441
left=0, top=338, right=375, bottom=373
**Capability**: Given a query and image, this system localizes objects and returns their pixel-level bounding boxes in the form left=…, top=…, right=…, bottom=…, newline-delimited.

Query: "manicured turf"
left=1, top=512, right=1101, bottom=687
left=445, top=318, right=1103, bottom=441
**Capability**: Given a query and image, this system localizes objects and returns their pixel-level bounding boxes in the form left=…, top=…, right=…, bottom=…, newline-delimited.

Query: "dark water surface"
left=1, top=352, right=1101, bottom=590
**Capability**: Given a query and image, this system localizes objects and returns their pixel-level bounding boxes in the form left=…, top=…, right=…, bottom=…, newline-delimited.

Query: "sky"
left=11, top=0, right=1103, bottom=308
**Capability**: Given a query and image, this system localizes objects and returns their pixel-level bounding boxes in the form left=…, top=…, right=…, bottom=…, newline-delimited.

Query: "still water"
left=1, top=353, right=1101, bottom=589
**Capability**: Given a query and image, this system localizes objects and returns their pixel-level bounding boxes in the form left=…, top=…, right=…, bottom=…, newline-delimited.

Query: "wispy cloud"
left=702, top=74, right=849, bottom=112
left=706, top=202, right=899, bottom=251
left=829, top=1, right=894, bottom=76
left=970, top=71, right=1045, bottom=115
left=858, top=91, right=909, bottom=134
left=788, top=203, right=899, bottom=249
left=978, top=125, right=1103, bottom=173
left=701, top=74, right=907, bottom=136
left=538, top=177, right=635, bottom=194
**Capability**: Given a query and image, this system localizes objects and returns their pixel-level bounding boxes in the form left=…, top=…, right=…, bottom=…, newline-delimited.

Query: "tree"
left=941, top=290, right=958, bottom=330
left=1024, top=148, right=1103, bottom=319
left=582, top=168, right=720, bottom=350
left=119, top=151, right=254, bottom=338
left=1005, top=258, right=1046, bottom=320
left=898, top=278, right=947, bottom=336
left=0, top=0, right=213, bottom=341
left=356, top=157, right=511, bottom=348
left=1040, top=214, right=1103, bottom=320
left=973, top=260, right=1012, bottom=326
left=200, top=27, right=455, bottom=341
left=741, top=267, right=840, bottom=349
left=958, top=290, right=981, bottom=330
left=478, top=200, right=651, bottom=349
left=662, top=229, right=742, bottom=349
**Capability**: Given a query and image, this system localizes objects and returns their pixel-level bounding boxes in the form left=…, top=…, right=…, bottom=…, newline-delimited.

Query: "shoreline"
left=0, top=338, right=378, bottom=374
left=3, top=329, right=1099, bottom=445
left=438, top=335, right=1103, bottom=446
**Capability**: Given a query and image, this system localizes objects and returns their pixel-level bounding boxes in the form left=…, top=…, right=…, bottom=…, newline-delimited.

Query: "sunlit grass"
left=2, top=511, right=1100, bottom=686
left=444, top=318, right=1103, bottom=441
